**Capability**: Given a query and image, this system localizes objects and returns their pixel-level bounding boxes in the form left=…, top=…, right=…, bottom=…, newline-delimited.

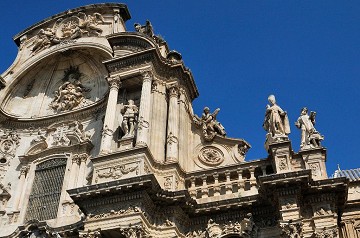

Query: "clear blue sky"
left=1, top=1, right=359, bottom=175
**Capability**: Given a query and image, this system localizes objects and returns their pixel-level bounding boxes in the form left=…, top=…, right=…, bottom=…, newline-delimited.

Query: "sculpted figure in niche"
left=194, top=107, right=226, bottom=141
left=263, top=95, right=290, bottom=141
left=121, top=100, right=138, bottom=137
left=295, top=107, right=324, bottom=150
left=50, top=66, right=90, bottom=112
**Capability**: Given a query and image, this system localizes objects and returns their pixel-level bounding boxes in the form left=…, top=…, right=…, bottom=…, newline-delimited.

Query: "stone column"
left=149, top=79, right=167, bottom=162
left=77, top=154, right=88, bottom=188
left=100, top=76, right=121, bottom=154
left=13, top=166, right=28, bottom=211
left=136, top=71, right=153, bottom=146
left=178, top=87, right=189, bottom=169
left=166, top=85, right=179, bottom=162
left=69, top=155, right=80, bottom=189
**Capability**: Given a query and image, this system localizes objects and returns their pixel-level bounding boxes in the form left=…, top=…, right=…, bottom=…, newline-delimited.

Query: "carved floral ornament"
left=280, top=221, right=302, bottom=238
left=0, top=129, right=20, bottom=162
left=27, top=121, right=90, bottom=155
left=29, top=12, right=107, bottom=53
left=186, top=214, right=258, bottom=238
left=198, top=146, right=224, bottom=166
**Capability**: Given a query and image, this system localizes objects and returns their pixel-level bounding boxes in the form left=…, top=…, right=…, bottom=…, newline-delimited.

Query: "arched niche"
left=2, top=48, right=110, bottom=118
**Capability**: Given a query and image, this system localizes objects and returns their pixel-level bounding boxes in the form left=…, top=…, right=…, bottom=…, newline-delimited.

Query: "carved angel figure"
left=295, top=107, right=324, bottom=150
left=77, top=12, right=105, bottom=36
left=134, top=20, right=154, bottom=37
left=194, top=107, right=226, bottom=141
left=263, top=95, right=290, bottom=140
left=31, top=28, right=60, bottom=53
left=121, top=100, right=139, bottom=137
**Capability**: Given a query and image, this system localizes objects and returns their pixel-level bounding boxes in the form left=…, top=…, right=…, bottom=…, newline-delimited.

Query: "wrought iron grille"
left=25, top=158, right=67, bottom=222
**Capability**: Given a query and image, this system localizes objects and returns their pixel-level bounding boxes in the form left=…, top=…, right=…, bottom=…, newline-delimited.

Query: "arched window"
left=25, top=158, right=67, bottom=221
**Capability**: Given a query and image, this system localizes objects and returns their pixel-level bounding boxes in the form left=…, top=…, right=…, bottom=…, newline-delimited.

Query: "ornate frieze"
left=95, top=162, right=139, bottom=183
left=280, top=221, right=303, bottom=238
left=186, top=214, right=258, bottom=238
left=88, top=205, right=142, bottom=221
left=27, top=121, right=90, bottom=156
left=314, top=227, right=338, bottom=238
left=30, top=12, right=107, bottom=53
left=0, top=129, right=20, bottom=181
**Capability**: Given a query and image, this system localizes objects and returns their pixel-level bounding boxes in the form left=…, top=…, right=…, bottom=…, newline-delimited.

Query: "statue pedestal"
left=118, top=136, right=135, bottom=151
left=268, top=140, right=293, bottom=174
left=298, top=147, right=327, bottom=180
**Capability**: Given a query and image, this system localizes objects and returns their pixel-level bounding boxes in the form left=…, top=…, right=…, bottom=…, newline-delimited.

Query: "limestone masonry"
left=0, top=3, right=359, bottom=238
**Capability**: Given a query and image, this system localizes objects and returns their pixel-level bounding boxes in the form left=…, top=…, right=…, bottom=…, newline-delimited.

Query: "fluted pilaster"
left=100, top=76, right=121, bottom=153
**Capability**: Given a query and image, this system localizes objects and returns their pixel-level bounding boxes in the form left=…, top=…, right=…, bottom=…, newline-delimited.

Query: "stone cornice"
left=68, top=174, right=196, bottom=214
left=13, top=3, right=131, bottom=46
left=103, top=41, right=199, bottom=100
left=92, top=145, right=187, bottom=176
left=193, top=195, right=260, bottom=214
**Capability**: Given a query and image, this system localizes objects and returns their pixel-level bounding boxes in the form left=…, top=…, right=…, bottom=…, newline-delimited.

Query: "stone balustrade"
left=185, top=161, right=273, bottom=201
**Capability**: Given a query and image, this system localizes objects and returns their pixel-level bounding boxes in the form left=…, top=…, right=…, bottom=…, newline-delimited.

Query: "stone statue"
left=295, top=107, right=324, bottom=150
left=263, top=95, right=290, bottom=142
left=134, top=20, right=154, bottom=37
left=121, top=100, right=138, bottom=137
left=194, top=107, right=226, bottom=141
left=32, top=28, right=60, bottom=53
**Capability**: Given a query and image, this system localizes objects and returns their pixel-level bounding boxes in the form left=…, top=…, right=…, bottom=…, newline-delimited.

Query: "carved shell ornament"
left=198, top=146, right=224, bottom=166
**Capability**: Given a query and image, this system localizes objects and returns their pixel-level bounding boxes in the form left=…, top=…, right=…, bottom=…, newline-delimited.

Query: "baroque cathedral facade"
left=0, top=3, right=359, bottom=238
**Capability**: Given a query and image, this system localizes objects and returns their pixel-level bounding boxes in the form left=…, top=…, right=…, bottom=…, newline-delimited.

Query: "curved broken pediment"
left=2, top=49, right=109, bottom=119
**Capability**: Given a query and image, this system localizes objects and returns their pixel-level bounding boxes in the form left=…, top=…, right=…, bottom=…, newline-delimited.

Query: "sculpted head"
left=268, top=95, right=276, bottom=105
left=203, top=107, right=210, bottom=114
left=301, top=107, right=308, bottom=115
left=128, top=99, right=134, bottom=105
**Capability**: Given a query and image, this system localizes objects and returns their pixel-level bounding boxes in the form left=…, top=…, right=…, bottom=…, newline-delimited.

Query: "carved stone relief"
left=30, top=12, right=106, bottom=53
left=28, top=121, right=90, bottom=155
left=0, top=129, right=20, bottom=181
left=198, top=146, right=224, bottom=166
left=280, top=221, right=302, bottom=238
left=314, top=227, right=338, bottom=238
left=309, top=162, right=322, bottom=178
left=277, top=155, right=289, bottom=171
left=95, top=162, right=139, bottom=183
left=50, top=66, right=91, bottom=112
left=186, top=214, right=258, bottom=238
left=193, top=107, right=226, bottom=142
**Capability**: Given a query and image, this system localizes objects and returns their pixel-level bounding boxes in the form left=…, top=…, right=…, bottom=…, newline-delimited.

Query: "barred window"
left=25, top=158, right=67, bottom=221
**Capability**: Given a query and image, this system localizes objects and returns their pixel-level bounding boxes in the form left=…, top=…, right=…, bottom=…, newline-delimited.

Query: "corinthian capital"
left=106, top=76, right=122, bottom=90
left=140, top=70, right=153, bottom=83
left=167, top=85, right=179, bottom=98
